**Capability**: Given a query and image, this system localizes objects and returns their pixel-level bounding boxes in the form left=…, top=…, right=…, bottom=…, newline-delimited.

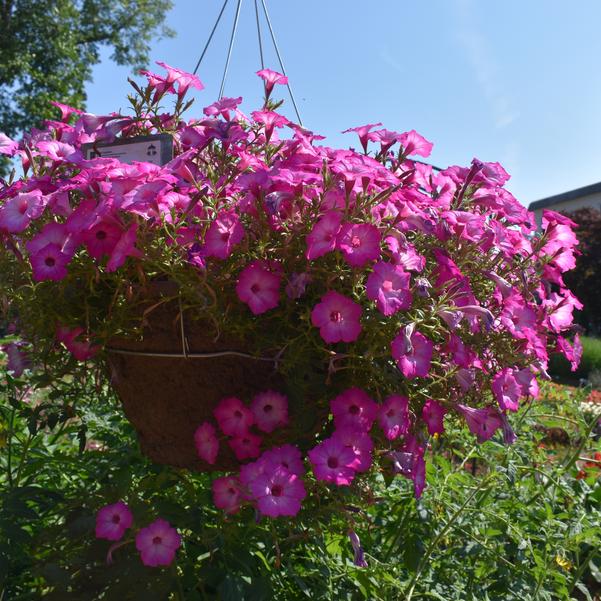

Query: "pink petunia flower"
left=311, top=291, right=362, bottom=344
left=491, top=368, right=521, bottom=412
left=106, top=223, right=143, bottom=272
left=399, top=130, right=433, bottom=158
left=156, top=61, right=204, bottom=97
left=228, top=432, right=262, bottom=461
left=341, top=122, right=382, bottom=153
left=0, top=133, right=18, bottom=156
left=334, top=427, right=373, bottom=472
left=194, top=422, right=219, bottom=464
left=337, top=223, right=381, bottom=267
left=135, top=518, right=181, bottom=567
left=422, top=400, right=446, bottom=435
left=251, top=390, right=289, bottom=433
left=391, top=327, right=433, bottom=379
left=256, top=68, right=288, bottom=98
left=0, top=191, right=45, bottom=233
left=213, top=396, right=254, bottom=437
left=82, top=221, right=123, bottom=260
left=378, top=394, right=410, bottom=440
left=305, top=211, right=343, bottom=261
left=56, top=326, right=99, bottom=361
left=330, top=387, right=377, bottom=431
left=212, top=476, right=242, bottom=513
left=259, top=445, right=305, bottom=476
left=251, top=110, right=289, bottom=142
left=204, top=210, right=244, bottom=260
left=308, top=436, right=356, bottom=486
left=236, top=261, right=281, bottom=315
left=365, top=262, right=412, bottom=316
left=95, top=501, right=133, bottom=541
left=29, top=243, right=71, bottom=281
left=249, top=467, right=306, bottom=517
left=457, top=404, right=503, bottom=443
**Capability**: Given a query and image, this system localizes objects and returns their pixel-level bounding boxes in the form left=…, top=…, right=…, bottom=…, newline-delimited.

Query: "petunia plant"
left=0, top=62, right=583, bottom=565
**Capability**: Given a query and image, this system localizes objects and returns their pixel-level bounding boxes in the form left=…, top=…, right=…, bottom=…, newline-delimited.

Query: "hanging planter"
left=0, top=62, right=582, bottom=518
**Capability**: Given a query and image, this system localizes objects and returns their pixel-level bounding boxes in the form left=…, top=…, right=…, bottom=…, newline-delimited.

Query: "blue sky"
left=86, top=0, right=601, bottom=207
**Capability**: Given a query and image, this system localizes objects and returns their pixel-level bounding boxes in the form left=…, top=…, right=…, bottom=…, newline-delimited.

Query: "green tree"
left=0, top=0, right=173, bottom=138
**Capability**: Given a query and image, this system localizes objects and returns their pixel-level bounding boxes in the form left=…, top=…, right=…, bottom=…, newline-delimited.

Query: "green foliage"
left=0, top=0, right=174, bottom=139
left=1, top=353, right=600, bottom=600
left=550, top=336, right=601, bottom=382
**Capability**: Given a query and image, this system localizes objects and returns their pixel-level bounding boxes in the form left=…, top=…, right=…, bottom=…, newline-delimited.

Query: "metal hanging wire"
left=258, top=0, right=302, bottom=124
left=192, top=0, right=230, bottom=75
left=192, top=0, right=302, bottom=123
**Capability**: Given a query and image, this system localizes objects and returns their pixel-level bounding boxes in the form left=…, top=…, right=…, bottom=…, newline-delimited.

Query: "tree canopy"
left=0, top=0, right=173, bottom=138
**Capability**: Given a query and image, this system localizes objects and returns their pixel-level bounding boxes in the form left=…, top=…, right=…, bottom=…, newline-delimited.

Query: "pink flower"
left=366, top=262, right=412, bottom=316
left=399, top=130, right=433, bottom=158
left=236, top=261, right=281, bottom=315
left=204, top=210, right=244, bottom=259
left=106, top=223, right=142, bottom=272
left=391, top=327, right=433, bottom=379
left=82, top=221, right=123, bottom=260
left=491, top=368, right=521, bottom=412
left=0, top=191, right=44, bottom=233
left=457, top=404, right=503, bottom=443
left=305, top=211, right=343, bottom=260
left=203, top=96, right=243, bottom=119
left=0, top=133, right=18, bottom=156
left=135, top=518, right=181, bottom=567
left=378, top=394, right=410, bottom=440
left=422, top=400, right=446, bottom=435
left=95, top=501, right=133, bottom=541
left=249, top=467, right=306, bottom=517
left=212, top=476, right=242, bottom=513
left=156, top=61, right=204, bottom=97
left=342, top=122, right=382, bottom=153
left=256, top=68, right=288, bottom=98
left=56, top=326, right=99, bottom=361
left=194, top=422, right=219, bottom=464
left=260, top=445, right=305, bottom=476
left=311, top=291, right=362, bottom=344
left=330, top=387, right=377, bottom=431
left=251, top=390, right=288, bottom=433
left=213, top=396, right=254, bottom=436
left=337, top=223, right=381, bottom=267
left=285, top=272, right=311, bottom=299
left=29, top=243, right=71, bottom=281
left=228, top=432, right=262, bottom=461
left=334, top=427, right=373, bottom=472
left=251, top=110, right=289, bottom=142
left=308, top=436, right=356, bottom=486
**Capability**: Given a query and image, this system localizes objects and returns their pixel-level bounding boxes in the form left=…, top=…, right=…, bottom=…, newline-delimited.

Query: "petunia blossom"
left=308, top=436, right=356, bottom=486
left=378, top=394, right=410, bottom=440
left=457, top=404, right=503, bottom=443
left=228, top=432, right=262, bottom=461
left=250, top=390, right=288, bottom=433
left=491, top=368, right=521, bottom=412
left=337, top=222, right=381, bottom=267
left=212, top=476, right=242, bottom=513
left=95, top=501, right=133, bottom=541
left=391, top=327, right=433, bottom=379
left=305, top=211, right=343, bottom=260
left=236, top=261, right=281, bottom=315
left=366, top=262, right=412, bottom=316
left=330, top=387, right=377, bottom=431
left=256, top=68, right=288, bottom=98
left=422, top=399, right=446, bottom=435
left=194, top=422, right=219, bottom=464
left=135, top=518, right=181, bottom=567
left=249, top=467, right=306, bottom=517
left=213, top=396, right=254, bottom=436
left=311, top=291, right=362, bottom=344
left=204, top=210, right=244, bottom=259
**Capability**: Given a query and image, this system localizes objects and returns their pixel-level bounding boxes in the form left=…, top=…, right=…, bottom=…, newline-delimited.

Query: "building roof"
left=529, top=181, right=601, bottom=211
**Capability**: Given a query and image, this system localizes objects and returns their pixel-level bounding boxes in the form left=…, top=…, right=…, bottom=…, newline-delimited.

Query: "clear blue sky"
left=86, top=0, right=601, bottom=207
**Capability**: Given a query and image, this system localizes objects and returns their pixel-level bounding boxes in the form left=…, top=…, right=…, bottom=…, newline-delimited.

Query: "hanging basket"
left=105, top=284, right=323, bottom=472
